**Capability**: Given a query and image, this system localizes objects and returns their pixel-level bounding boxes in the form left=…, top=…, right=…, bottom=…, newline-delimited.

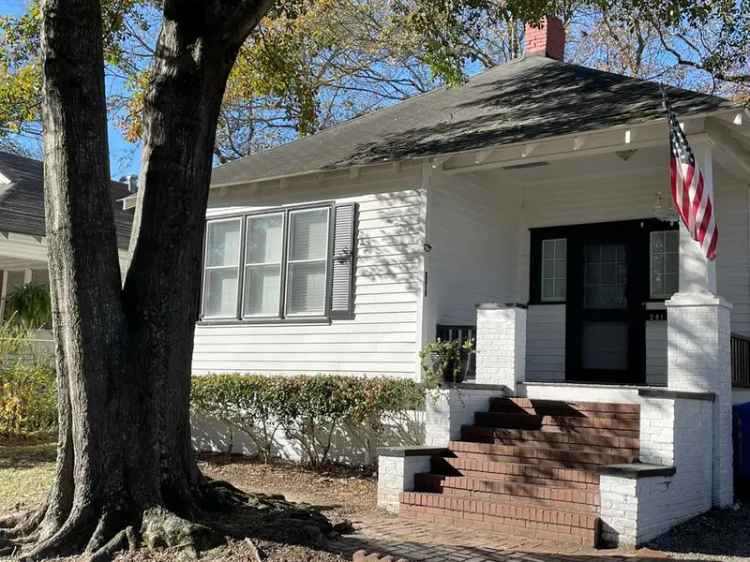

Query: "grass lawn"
left=0, top=440, right=56, bottom=513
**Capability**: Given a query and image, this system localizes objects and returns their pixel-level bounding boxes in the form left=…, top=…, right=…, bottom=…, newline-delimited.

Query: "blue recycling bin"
left=733, top=402, right=750, bottom=499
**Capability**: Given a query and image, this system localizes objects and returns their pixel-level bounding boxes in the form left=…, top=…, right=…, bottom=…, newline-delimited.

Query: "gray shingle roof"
left=0, top=151, right=133, bottom=249
left=211, top=55, right=733, bottom=186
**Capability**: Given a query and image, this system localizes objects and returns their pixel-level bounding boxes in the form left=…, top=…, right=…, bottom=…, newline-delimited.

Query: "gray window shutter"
left=331, top=203, right=358, bottom=318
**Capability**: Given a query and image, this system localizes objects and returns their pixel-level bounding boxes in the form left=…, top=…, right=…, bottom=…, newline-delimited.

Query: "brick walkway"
left=327, top=512, right=680, bottom=562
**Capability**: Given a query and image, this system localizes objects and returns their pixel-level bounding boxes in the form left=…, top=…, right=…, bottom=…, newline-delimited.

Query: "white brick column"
left=475, top=303, right=526, bottom=392
left=666, top=292, right=733, bottom=507
left=376, top=448, right=437, bottom=513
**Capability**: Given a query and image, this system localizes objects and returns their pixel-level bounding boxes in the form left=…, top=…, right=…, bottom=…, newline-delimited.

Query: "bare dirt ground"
left=4, top=442, right=750, bottom=561
left=0, top=445, right=373, bottom=561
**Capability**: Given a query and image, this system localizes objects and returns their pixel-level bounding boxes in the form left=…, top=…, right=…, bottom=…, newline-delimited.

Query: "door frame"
left=529, top=219, right=677, bottom=384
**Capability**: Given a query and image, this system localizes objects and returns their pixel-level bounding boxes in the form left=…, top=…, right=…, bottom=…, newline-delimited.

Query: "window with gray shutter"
left=331, top=203, right=358, bottom=318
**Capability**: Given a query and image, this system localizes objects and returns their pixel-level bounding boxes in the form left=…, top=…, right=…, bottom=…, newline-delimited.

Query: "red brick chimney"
left=524, top=16, right=565, bottom=61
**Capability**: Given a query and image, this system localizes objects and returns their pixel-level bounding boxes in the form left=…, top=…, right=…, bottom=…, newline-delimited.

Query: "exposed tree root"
left=88, top=526, right=136, bottom=562
left=0, top=507, right=45, bottom=538
left=140, top=506, right=225, bottom=557
left=2, top=478, right=338, bottom=561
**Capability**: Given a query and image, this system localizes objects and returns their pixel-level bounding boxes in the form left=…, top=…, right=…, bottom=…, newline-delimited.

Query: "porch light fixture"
left=653, top=192, right=680, bottom=225
left=502, top=161, right=549, bottom=170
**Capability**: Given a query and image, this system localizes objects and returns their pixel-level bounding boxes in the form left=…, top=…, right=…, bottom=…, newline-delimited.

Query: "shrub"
left=191, top=374, right=288, bottom=462
left=6, top=283, right=52, bottom=328
left=191, top=374, right=423, bottom=467
left=0, top=322, right=56, bottom=437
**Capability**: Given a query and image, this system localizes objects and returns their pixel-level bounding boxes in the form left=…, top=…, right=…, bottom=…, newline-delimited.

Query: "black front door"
left=566, top=222, right=648, bottom=383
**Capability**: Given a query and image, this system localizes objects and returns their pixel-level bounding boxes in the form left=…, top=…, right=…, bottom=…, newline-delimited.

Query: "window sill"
left=197, top=316, right=332, bottom=326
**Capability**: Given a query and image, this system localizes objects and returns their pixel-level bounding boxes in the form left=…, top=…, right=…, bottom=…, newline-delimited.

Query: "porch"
left=0, top=232, right=50, bottom=320
left=423, top=107, right=750, bottom=391
left=377, top=110, right=750, bottom=548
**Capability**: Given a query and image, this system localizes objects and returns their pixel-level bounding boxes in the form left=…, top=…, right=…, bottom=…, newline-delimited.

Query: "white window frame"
left=201, top=217, right=243, bottom=320
left=650, top=230, right=679, bottom=300
left=201, top=204, right=333, bottom=323
left=540, top=238, right=567, bottom=303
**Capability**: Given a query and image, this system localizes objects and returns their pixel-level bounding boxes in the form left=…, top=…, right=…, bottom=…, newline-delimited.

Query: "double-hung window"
left=202, top=218, right=242, bottom=318
left=201, top=205, right=336, bottom=321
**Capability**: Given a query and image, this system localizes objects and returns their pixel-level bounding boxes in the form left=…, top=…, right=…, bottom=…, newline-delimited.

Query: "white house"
left=176, top=17, right=750, bottom=549
left=0, top=152, right=133, bottom=322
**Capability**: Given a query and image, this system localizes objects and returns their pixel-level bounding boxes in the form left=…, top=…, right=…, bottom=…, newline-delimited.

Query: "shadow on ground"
left=646, top=503, right=750, bottom=559
left=326, top=534, right=711, bottom=562
left=0, top=442, right=56, bottom=470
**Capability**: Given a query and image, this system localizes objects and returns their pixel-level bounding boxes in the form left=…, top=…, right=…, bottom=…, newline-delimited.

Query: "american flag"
left=664, top=94, right=718, bottom=260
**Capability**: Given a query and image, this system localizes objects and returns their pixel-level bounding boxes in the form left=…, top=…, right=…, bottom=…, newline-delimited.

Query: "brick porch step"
left=449, top=440, right=637, bottom=467
left=475, top=411, right=640, bottom=432
left=399, top=491, right=598, bottom=546
left=490, top=397, right=640, bottom=415
left=396, top=398, right=640, bottom=547
left=436, top=457, right=600, bottom=490
left=415, top=473, right=600, bottom=509
left=462, top=425, right=640, bottom=451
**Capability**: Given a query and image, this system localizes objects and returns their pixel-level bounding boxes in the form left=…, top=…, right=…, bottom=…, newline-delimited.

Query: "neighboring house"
left=0, top=151, right=133, bottom=320
left=175, top=17, right=750, bottom=549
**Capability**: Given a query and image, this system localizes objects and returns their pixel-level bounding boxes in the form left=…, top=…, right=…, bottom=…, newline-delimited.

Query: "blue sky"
left=1, top=0, right=141, bottom=178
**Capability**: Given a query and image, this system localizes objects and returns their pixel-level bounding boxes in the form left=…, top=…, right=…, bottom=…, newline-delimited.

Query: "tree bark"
left=0, top=1, right=274, bottom=559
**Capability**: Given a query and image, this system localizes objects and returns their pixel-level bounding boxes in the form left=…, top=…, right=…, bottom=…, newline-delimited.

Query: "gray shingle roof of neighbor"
left=211, top=55, right=734, bottom=186
left=0, top=151, right=133, bottom=250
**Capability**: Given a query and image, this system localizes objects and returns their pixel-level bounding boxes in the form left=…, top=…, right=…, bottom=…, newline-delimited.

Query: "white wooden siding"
left=645, top=320, right=668, bottom=386
left=715, top=180, right=750, bottom=336
left=526, top=304, right=565, bottom=382
left=426, top=173, right=520, bottom=329
left=193, top=165, right=425, bottom=378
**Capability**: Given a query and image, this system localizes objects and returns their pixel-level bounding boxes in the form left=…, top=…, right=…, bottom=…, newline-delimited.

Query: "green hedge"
left=191, top=374, right=424, bottom=466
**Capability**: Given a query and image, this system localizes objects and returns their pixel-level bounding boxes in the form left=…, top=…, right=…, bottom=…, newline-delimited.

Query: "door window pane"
left=650, top=231, right=679, bottom=299
left=243, top=213, right=284, bottom=317
left=583, top=243, right=627, bottom=309
left=286, top=208, right=329, bottom=315
left=541, top=238, right=566, bottom=301
left=582, top=321, right=628, bottom=370
left=203, top=219, right=241, bottom=318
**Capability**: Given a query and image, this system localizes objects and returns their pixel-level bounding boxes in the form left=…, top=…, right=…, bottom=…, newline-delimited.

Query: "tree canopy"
left=1, top=0, right=747, bottom=167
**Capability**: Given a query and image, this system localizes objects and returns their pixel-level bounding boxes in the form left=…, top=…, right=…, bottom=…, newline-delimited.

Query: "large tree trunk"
left=0, top=1, right=273, bottom=560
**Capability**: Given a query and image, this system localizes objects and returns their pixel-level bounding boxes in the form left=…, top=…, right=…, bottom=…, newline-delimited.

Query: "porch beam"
left=704, top=118, right=750, bottom=176
left=442, top=136, right=668, bottom=175
left=442, top=120, right=711, bottom=174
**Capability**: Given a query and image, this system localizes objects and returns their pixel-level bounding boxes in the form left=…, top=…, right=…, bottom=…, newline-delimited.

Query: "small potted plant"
left=420, top=338, right=474, bottom=389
